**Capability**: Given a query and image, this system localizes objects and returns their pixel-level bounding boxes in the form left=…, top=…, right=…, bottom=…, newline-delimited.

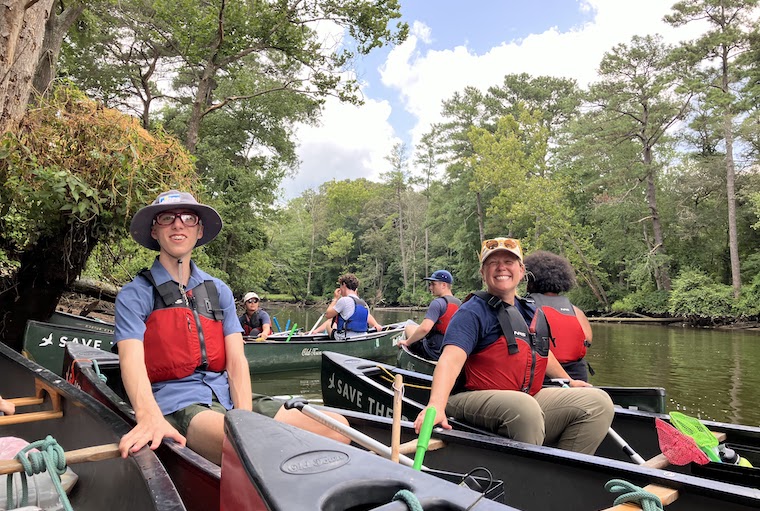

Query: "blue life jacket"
left=336, top=295, right=369, bottom=333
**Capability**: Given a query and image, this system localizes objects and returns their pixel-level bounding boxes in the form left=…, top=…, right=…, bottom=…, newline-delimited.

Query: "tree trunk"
left=0, top=0, right=54, bottom=134
left=0, top=223, right=98, bottom=351
left=476, top=191, right=484, bottom=242
left=397, top=186, right=407, bottom=290
left=724, top=112, right=741, bottom=297
left=643, top=148, right=671, bottom=291
left=31, top=1, right=84, bottom=98
left=186, top=64, right=217, bottom=153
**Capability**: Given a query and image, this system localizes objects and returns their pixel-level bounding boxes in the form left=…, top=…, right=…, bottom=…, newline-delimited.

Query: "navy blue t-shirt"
left=442, top=295, right=534, bottom=355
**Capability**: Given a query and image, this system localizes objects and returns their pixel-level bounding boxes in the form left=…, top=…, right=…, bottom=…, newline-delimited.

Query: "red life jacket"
left=432, top=295, right=461, bottom=335
left=139, top=269, right=227, bottom=383
left=528, top=294, right=586, bottom=363
left=462, top=292, right=551, bottom=396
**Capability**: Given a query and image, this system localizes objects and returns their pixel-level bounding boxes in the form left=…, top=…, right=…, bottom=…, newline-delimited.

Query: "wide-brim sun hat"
left=130, top=190, right=223, bottom=251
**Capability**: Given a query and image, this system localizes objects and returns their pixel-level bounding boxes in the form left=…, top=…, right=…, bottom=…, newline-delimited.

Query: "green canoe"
left=244, top=322, right=406, bottom=373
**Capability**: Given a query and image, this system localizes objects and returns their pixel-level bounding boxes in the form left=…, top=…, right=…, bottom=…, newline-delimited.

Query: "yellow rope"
left=375, top=366, right=432, bottom=391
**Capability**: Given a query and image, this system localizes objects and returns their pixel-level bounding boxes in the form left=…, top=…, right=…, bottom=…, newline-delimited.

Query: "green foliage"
left=668, top=269, right=735, bottom=320
left=611, top=290, right=670, bottom=315
left=0, top=85, right=196, bottom=259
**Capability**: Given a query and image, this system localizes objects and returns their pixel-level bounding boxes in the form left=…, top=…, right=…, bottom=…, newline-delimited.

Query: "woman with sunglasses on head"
left=115, top=190, right=349, bottom=466
left=413, top=237, right=613, bottom=455
left=239, top=291, right=271, bottom=339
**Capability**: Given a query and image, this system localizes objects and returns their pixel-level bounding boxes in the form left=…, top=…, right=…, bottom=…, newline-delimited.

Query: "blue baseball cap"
left=423, top=270, right=453, bottom=284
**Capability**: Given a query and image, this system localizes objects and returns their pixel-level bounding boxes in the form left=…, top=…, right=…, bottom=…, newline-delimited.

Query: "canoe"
left=23, top=319, right=115, bottom=376
left=0, top=341, right=185, bottom=511
left=321, top=351, right=760, bottom=490
left=63, top=342, right=221, bottom=511
left=243, top=321, right=407, bottom=373
left=396, top=344, right=667, bottom=413
left=48, top=310, right=115, bottom=332
left=220, top=408, right=517, bottom=511
left=307, top=402, right=760, bottom=511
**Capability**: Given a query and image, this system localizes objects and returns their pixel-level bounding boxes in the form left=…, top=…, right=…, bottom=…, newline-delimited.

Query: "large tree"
left=0, top=0, right=55, bottom=133
left=0, top=87, right=196, bottom=349
left=583, top=35, right=692, bottom=291
left=666, top=0, right=760, bottom=296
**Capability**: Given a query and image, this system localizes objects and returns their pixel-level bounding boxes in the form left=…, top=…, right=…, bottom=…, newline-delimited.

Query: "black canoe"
left=306, top=403, right=760, bottom=511
left=321, top=351, right=760, bottom=492
left=395, top=344, right=667, bottom=413
left=0, top=341, right=185, bottom=511
left=220, top=409, right=519, bottom=511
left=63, top=342, right=220, bottom=511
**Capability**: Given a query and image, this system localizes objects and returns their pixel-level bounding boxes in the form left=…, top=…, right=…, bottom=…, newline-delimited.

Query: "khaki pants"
left=446, top=386, right=614, bottom=455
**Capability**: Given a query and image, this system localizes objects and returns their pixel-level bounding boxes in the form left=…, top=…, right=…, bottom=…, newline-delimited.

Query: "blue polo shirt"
left=442, top=294, right=534, bottom=355
left=115, top=258, right=243, bottom=415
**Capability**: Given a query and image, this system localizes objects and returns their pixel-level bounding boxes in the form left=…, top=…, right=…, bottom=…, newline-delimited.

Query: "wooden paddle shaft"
left=391, top=374, right=403, bottom=463
left=0, top=443, right=121, bottom=475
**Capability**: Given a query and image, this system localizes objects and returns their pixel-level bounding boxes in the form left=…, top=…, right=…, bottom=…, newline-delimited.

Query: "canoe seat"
left=0, top=379, right=63, bottom=426
left=621, top=430, right=729, bottom=510
left=602, top=484, right=679, bottom=510
left=397, top=438, right=446, bottom=456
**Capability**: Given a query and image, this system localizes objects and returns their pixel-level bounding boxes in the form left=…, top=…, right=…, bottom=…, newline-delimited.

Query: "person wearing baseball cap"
left=398, top=270, right=461, bottom=360
left=239, top=291, right=271, bottom=339
left=115, top=190, right=348, bottom=464
left=412, top=237, right=614, bottom=457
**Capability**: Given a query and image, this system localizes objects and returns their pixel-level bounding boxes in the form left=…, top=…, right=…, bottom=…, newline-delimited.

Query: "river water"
left=254, top=304, right=760, bottom=427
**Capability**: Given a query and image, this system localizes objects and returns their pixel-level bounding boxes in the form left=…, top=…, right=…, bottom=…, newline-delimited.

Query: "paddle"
left=391, top=374, right=403, bottom=463
left=309, top=314, right=325, bottom=334
left=284, top=324, right=298, bottom=342
left=284, top=397, right=423, bottom=469
left=557, top=382, right=646, bottom=464
left=669, top=411, right=752, bottom=466
left=0, top=443, right=121, bottom=475
left=413, top=407, right=436, bottom=470
left=669, top=411, right=721, bottom=462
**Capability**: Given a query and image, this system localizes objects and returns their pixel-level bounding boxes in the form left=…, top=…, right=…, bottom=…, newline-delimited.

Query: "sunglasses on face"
left=154, top=212, right=200, bottom=227
left=246, top=298, right=259, bottom=304
left=482, top=238, right=521, bottom=251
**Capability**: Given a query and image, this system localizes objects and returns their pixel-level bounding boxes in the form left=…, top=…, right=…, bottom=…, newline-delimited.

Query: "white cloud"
left=282, top=96, right=398, bottom=199
left=283, top=0, right=709, bottom=199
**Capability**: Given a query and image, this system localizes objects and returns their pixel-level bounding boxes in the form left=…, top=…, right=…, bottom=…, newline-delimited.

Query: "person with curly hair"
left=524, top=250, right=593, bottom=381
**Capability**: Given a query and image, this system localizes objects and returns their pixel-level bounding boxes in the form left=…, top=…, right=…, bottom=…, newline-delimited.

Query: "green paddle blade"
left=669, top=411, right=721, bottom=462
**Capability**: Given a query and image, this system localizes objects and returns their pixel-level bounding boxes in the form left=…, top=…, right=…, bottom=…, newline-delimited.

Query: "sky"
left=279, top=0, right=706, bottom=200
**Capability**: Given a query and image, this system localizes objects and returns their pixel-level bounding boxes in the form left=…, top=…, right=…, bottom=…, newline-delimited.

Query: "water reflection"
left=253, top=304, right=760, bottom=426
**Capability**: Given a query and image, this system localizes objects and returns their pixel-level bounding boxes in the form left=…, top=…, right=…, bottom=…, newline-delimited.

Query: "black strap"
left=472, top=291, right=519, bottom=355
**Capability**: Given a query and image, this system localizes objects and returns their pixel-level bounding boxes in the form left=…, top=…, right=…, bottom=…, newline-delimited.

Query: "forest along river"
left=253, top=304, right=760, bottom=427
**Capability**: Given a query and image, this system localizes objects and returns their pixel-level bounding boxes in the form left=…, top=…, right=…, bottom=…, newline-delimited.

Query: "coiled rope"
left=605, top=479, right=664, bottom=511
left=392, top=489, right=423, bottom=511
left=92, top=359, right=107, bottom=382
left=6, top=435, right=74, bottom=511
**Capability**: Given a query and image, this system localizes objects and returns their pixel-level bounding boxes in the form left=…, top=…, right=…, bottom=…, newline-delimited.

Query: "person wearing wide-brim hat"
left=115, top=190, right=349, bottom=465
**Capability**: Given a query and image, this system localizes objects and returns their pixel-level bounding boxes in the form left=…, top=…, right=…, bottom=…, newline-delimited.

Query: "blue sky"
left=280, top=1, right=703, bottom=200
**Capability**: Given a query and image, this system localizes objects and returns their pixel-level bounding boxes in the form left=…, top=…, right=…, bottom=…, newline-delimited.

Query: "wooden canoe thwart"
left=0, top=342, right=185, bottom=511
